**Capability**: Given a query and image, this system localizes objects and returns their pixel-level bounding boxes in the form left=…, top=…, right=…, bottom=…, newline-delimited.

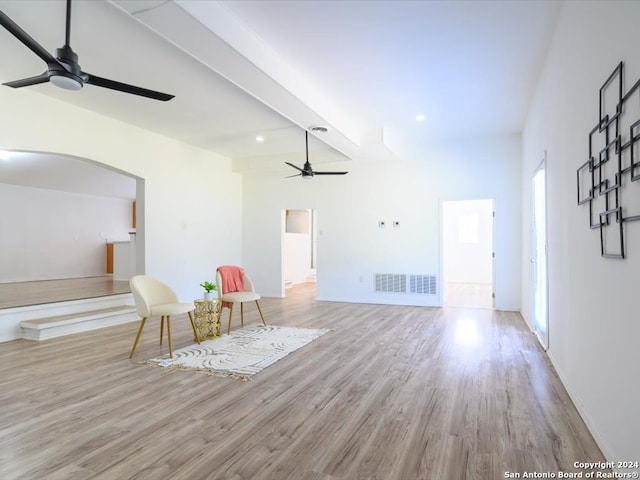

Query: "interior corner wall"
left=242, top=134, right=521, bottom=310
left=521, top=1, right=640, bottom=461
left=0, top=89, right=242, bottom=312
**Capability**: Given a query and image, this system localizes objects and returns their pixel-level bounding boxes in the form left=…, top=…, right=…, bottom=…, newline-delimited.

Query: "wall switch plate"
left=393, top=221, right=400, bottom=227
left=378, top=221, right=386, bottom=228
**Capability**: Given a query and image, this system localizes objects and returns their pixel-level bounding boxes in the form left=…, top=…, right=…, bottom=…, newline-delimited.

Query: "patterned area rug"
left=144, top=325, right=330, bottom=380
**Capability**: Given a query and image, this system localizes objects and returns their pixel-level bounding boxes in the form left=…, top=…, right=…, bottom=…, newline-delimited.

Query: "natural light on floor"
left=454, top=316, right=481, bottom=347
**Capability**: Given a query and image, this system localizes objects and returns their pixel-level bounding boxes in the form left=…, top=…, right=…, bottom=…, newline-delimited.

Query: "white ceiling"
left=0, top=0, right=562, bottom=196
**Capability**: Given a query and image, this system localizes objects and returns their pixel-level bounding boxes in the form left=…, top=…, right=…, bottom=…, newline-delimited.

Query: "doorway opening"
left=282, top=209, right=317, bottom=297
left=532, top=159, right=549, bottom=349
left=0, top=150, right=142, bottom=307
left=442, top=199, right=495, bottom=308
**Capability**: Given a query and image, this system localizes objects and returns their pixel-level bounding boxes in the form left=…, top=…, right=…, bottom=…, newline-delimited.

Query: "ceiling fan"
left=285, top=131, right=348, bottom=179
left=0, top=0, right=174, bottom=101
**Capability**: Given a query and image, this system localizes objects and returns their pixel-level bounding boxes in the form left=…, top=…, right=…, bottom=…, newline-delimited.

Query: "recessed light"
left=416, top=114, right=425, bottom=122
left=255, top=135, right=264, bottom=143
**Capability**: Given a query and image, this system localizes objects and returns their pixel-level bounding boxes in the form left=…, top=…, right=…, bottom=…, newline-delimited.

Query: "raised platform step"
left=0, top=294, right=137, bottom=342
left=21, top=305, right=138, bottom=341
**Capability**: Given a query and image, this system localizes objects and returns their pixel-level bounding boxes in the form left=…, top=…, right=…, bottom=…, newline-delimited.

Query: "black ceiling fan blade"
left=0, top=10, right=61, bottom=68
left=3, top=72, right=51, bottom=88
left=84, top=73, right=174, bottom=101
left=285, top=173, right=302, bottom=178
left=285, top=161, right=305, bottom=173
left=313, top=171, right=349, bottom=175
left=1, top=2, right=175, bottom=102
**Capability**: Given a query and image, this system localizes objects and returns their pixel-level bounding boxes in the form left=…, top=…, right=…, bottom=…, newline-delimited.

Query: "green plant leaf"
left=199, top=281, right=217, bottom=292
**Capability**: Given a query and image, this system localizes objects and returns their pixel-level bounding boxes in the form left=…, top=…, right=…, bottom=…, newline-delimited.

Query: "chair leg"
left=129, top=317, right=147, bottom=359
left=240, top=303, right=244, bottom=327
left=227, top=304, right=234, bottom=334
left=166, top=316, right=173, bottom=358
left=255, top=300, right=267, bottom=326
left=160, top=316, right=165, bottom=345
left=188, top=311, right=201, bottom=344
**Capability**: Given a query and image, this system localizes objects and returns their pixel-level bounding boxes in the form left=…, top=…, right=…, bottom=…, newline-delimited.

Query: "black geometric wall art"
left=576, top=158, right=594, bottom=205
left=589, top=188, right=610, bottom=230
left=630, top=118, right=640, bottom=183
left=599, top=207, right=624, bottom=259
left=579, top=61, right=640, bottom=259
left=599, top=62, right=623, bottom=131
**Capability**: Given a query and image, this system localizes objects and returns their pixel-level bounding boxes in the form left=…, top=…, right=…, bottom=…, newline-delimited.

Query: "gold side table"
left=193, top=299, right=222, bottom=340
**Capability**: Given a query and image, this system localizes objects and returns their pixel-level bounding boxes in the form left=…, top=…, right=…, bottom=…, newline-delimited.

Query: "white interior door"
left=532, top=160, right=549, bottom=349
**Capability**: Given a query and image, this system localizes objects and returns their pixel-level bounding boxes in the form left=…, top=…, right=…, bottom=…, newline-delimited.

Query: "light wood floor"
left=0, top=283, right=606, bottom=480
left=0, top=276, right=131, bottom=309
left=444, top=282, right=494, bottom=309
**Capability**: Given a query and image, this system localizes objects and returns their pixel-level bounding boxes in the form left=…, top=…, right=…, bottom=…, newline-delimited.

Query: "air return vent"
left=409, top=275, right=437, bottom=295
left=374, top=273, right=406, bottom=293
left=374, top=274, right=438, bottom=295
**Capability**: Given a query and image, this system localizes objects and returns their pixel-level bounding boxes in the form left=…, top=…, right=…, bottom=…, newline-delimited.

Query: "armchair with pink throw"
left=216, top=265, right=267, bottom=334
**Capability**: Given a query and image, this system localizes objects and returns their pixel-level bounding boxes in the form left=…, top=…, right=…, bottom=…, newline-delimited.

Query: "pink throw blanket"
left=217, top=265, right=245, bottom=308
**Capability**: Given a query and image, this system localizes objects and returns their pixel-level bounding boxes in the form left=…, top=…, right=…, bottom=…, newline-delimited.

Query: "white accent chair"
left=129, top=275, right=200, bottom=359
left=216, top=267, right=267, bottom=334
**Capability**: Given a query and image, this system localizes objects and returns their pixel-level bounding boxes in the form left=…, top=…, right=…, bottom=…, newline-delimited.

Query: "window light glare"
left=415, top=114, right=425, bottom=122
left=0, top=150, right=11, bottom=160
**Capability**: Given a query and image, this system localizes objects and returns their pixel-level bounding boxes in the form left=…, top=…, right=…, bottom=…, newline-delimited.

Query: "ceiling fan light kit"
left=49, top=73, right=82, bottom=91
left=285, top=130, right=348, bottom=179
left=0, top=0, right=174, bottom=101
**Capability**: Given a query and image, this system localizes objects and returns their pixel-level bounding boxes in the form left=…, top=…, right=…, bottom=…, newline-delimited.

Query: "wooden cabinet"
left=106, top=243, right=114, bottom=274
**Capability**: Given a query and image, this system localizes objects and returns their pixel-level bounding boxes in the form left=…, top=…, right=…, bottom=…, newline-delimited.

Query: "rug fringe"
left=137, top=361, right=251, bottom=381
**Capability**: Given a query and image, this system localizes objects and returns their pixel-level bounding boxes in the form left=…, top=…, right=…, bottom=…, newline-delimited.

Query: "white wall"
left=521, top=1, right=640, bottom=461
left=284, top=233, right=312, bottom=285
left=286, top=209, right=310, bottom=234
left=0, top=89, right=242, bottom=308
left=0, top=183, right=132, bottom=282
left=243, top=134, right=521, bottom=310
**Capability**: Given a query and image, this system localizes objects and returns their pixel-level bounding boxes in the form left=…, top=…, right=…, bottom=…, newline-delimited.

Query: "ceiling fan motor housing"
left=50, top=45, right=84, bottom=89
left=56, top=45, right=80, bottom=71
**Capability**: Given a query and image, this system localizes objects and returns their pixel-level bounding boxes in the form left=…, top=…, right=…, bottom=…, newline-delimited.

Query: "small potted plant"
left=200, top=281, right=217, bottom=300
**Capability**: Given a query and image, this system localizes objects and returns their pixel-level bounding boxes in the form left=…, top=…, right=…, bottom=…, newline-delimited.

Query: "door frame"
left=440, top=198, right=496, bottom=308
left=281, top=208, right=317, bottom=296
left=531, top=157, right=549, bottom=350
